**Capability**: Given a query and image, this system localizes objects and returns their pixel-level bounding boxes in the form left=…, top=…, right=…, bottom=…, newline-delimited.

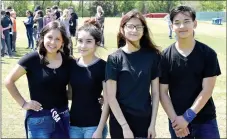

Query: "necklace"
left=53, top=68, right=56, bottom=74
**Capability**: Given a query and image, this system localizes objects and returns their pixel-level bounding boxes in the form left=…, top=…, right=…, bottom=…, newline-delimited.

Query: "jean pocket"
left=27, top=116, right=54, bottom=133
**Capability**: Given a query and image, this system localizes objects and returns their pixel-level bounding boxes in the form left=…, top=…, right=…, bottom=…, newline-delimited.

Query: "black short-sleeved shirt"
left=160, top=40, right=221, bottom=124
left=18, top=51, right=70, bottom=109
left=69, top=12, right=78, bottom=30
left=1, top=16, right=11, bottom=33
left=105, top=48, right=161, bottom=117
left=69, top=58, right=106, bottom=127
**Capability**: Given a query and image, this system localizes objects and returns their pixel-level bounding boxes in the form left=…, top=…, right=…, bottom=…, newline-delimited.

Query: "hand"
left=174, top=127, right=190, bottom=138
left=2, top=34, right=5, bottom=39
left=147, top=125, right=156, bottom=138
left=172, top=116, right=189, bottom=131
left=122, top=124, right=134, bottom=138
left=98, top=95, right=104, bottom=106
left=22, top=100, right=43, bottom=111
left=92, top=130, right=102, bottom=139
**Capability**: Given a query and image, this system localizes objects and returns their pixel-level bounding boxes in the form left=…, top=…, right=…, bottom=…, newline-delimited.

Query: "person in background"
left=10, top=10, right=17, bottom=52
left=43, top=8, right=52, bottom=26
left=52, top=5, right=61, bottom=20
left=1, top=10, right=13, bottom=57
left=95, top=6, right=105, bottom=47
left=33, top=5, right=42, bottom=48
left=164, top=13, right=172, bottom=39
left=23, top=10, right=34, bottom=50
left=34, top=10, right=44, bottom=49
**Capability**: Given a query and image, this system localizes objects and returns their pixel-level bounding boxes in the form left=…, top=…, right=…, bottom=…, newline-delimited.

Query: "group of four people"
left=5, top=5, right=221, bottom=139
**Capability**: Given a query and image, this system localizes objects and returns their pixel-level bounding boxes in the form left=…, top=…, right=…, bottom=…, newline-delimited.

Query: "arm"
left=159, top=84, right=177, bottom=121
left=4, top=64, right=27, bottom=107
left=93, top=81, right=110, bottom=138
left=191, top=76, right=217, bottom=114
left=106, top=80, right=133, bottom=137
left=147, top=77, right=160, bottom=138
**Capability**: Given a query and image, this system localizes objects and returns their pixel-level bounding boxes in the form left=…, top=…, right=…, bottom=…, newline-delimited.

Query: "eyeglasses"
left=173, top=20, right=193, bottom=27
left=124, top=24, right=144, bottom=32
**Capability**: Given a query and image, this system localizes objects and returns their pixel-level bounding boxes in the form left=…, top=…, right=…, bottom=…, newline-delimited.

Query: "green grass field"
left=1, top=17, right=226, bottom=138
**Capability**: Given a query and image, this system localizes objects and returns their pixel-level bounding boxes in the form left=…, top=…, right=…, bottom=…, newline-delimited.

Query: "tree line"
left=2, top=1, right=226, bottom=17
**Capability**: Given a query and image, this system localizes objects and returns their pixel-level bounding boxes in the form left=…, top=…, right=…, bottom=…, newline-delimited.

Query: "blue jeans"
left=70, top=125, right=108, bottom=138
left=1, top=31, right=12, bottom=56
left=26, top=29, right=34, bottom=49
left=27, top=111, right=70, bottom=138
left=169, top=118, right=220, bottom=139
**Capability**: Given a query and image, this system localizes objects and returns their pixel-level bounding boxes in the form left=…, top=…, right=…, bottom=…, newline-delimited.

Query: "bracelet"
left=22, top=101, right=26, bottom=108
left=183, top=108, right=196, bottom=123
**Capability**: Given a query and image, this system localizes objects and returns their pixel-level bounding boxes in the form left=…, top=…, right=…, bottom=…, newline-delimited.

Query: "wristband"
left=183, top=108, right=196, bottom=123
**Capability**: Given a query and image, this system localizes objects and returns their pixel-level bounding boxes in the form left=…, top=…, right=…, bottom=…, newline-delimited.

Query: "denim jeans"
left=1, top=31, right=12, bottom=56
left=70, top=124, right=108, bottom=138
left=12, top=32, right=17, bottom=51
left=26, top=29, right=34, bottom=49
left=27, top=110, right=70, bottom=138
left=169, top=118, right=220, bottom=139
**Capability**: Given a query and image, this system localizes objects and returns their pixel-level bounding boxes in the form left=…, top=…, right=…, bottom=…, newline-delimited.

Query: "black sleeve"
left=74, top=13, right=78, bottom=19
left=159, top=54, right=170, bottom=84
left=203, top=50, right=221, bottom=78
left=105, top=55, right=118, bottom=81
left=151, top=53, right=161, bottom=80
left=18, top=52, right=35, bottom=71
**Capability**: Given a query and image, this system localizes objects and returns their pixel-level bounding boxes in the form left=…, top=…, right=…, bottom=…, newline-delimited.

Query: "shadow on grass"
left=14, top=47, right=33, bottom=58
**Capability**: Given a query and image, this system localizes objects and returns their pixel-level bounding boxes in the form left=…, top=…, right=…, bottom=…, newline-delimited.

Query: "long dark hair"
left=38, top=21, right=70, bottom=64
left=117, top=9, right=160, bottom=54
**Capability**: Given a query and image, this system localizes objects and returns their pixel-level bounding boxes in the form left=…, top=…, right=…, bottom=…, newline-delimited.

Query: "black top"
left=1, top=16, right=12, bottom=33
left=160, top=40, right=221, bottom=124
left=18, top=51, right=71, bottom=109
left=69, top=58, right=106, bottom=127
left=105, top=48, right=161, bottom=117
left=69, top=13, right=78, bottom=30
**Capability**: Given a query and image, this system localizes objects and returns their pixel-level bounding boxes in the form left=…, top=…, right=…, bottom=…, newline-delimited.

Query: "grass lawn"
left=1, top=17, right=226, bottom=138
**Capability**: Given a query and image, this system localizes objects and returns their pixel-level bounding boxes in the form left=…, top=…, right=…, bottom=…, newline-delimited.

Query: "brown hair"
left=38, top=21, right=70, bottom=64
left=76, top=18, right=102, bottom=46
left=117, top=9, right=160, bottom=54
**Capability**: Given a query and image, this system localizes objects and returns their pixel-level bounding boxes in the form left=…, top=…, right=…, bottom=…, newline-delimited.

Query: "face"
left=77, top=30, right=96, bottom=57
left=26, top=12, right=30, bottom=17
left=171, top=12, right=197, bottom=39
left=123, top=17, right=144, bottom=43
left=69, top=9, right=73, bottom=14
left=43, top=29, right=64, bottom=54
left=11, top=13, right=16, bottom=18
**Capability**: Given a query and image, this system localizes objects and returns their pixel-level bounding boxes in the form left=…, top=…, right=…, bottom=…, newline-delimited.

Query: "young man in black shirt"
left=160, top=6, right=221, bottom=139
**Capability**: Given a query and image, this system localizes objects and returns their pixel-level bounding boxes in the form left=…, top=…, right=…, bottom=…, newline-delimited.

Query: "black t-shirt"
left=18, top=51, right=71, bottom=109
left=69, top=58, right=106, bottom=127
left=160, top=40, right=221, bottom=124
left=105, top=48, right=160, bottom=117
left=1, top=16, right=12, bottom=33
left=69, top=13, right=78, bottom=30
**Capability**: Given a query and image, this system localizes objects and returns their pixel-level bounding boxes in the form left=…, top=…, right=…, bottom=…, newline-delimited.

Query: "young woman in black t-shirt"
left=105, top=9, right=161, bottom=138
left=68, top=18, right=109, bottom=138
left=5, top=21, right=71, bottom=138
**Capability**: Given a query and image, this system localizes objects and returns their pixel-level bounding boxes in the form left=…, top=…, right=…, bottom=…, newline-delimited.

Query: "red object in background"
left=144, top=13, right=168, bottom=18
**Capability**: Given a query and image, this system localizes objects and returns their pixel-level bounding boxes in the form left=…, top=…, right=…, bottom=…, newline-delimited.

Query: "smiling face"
left=43, top=29, right=64, bottom=54
left=172, top=12, right=197, bottom=39
left=77, top=30, right=96, bottom=57
left=123, top=17, right=144, bottom=43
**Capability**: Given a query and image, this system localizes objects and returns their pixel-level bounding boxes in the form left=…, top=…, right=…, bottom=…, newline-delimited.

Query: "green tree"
left=3, top=1, right=29, bottom=17
left=200, top=1, right=225, bottom=11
